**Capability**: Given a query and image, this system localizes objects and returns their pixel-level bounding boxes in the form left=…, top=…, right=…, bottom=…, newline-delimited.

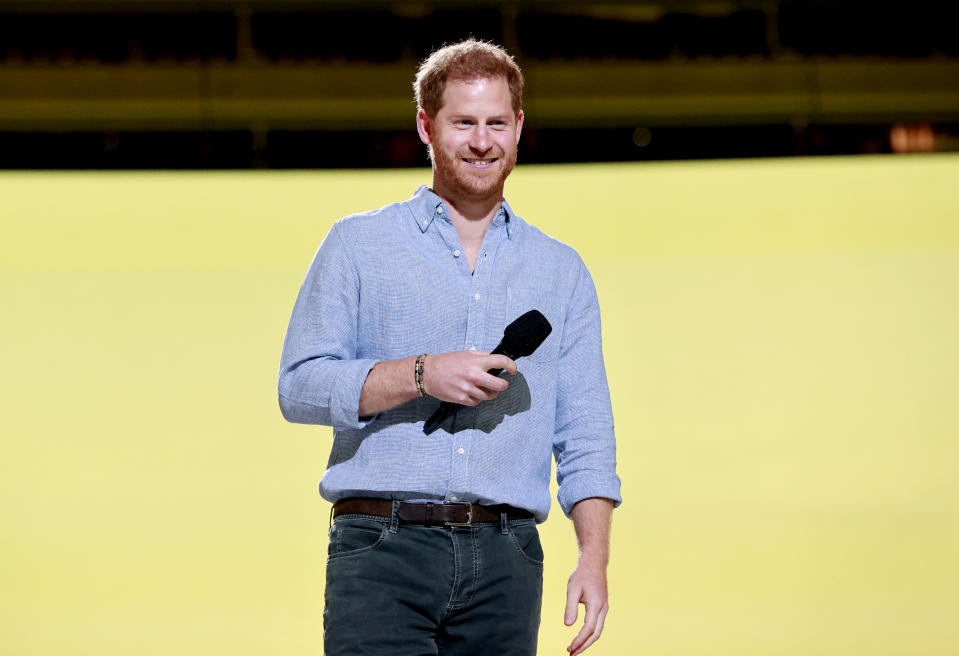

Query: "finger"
left=467, top=388, right=496, bottom=404
left=564, top=581, right=580, bottom=627
left=568, top=596, right=600, bottom=654
left=477, top=372, right=509, bottom=392
left=455, top=382, right=481, bottom=405
left=488, top=354, right=517, bottom=375
left=568, top=613, right=595, bottom=654
left=468, top=378, right=505, bottom=402
left=570, top=604, right=608, bottom=656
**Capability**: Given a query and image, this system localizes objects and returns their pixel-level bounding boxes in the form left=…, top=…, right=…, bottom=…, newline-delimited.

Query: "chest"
left=352, top=235, right=566, bottom=363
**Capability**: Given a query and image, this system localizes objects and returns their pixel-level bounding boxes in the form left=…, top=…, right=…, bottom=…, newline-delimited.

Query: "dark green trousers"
left=324, top=504, right=543, bottom=656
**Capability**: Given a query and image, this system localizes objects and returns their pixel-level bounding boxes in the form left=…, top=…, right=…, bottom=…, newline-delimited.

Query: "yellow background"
left=2, top=155, right=958, bottom=655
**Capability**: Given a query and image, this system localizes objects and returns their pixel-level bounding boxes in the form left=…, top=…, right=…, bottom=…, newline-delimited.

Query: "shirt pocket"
left=505, top=286, right=563, bottom=364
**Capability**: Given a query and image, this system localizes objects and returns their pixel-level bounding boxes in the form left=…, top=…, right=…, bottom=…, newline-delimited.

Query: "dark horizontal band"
left=332, top=498, right=534, bottom=526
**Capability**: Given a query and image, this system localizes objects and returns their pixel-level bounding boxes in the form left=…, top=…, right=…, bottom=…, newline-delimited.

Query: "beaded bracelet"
left=414, top=354, right=429, bottom=398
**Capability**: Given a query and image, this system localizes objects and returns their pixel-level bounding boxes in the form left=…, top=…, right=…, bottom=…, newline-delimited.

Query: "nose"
left=470, top=124, right=492, bottom=154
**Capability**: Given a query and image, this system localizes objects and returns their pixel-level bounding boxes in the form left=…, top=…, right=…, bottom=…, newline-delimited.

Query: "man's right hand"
left=358, top=350, right=517, bottom=418
left=422, top=350, right=517, bottom=406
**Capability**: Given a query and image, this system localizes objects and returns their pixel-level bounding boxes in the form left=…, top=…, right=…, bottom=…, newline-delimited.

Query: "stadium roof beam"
left=1, top=59, right=957, bottom=131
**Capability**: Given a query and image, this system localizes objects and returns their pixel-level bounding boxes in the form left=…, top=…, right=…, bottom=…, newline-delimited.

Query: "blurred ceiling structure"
left=1, top=0, right=957, bottom=166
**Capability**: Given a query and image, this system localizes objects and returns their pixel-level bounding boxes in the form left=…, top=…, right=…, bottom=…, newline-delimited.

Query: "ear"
left=515, top=110, right=524, bottom=144
left=416, top=109, right=433, bottom=146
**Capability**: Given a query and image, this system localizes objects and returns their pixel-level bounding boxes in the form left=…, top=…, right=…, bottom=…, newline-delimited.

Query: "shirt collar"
left=499, top=198, right=516, bottom=239
left=407, top=185, right=515, bottom=240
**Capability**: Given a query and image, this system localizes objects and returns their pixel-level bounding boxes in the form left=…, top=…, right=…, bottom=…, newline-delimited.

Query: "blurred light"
left=632, top=127, right=652, bottom=148
left=890, top=124, right=935, bottom=153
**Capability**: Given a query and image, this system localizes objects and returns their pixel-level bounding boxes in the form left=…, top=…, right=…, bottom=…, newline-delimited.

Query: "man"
left=279, top=39, right=620, bottom=656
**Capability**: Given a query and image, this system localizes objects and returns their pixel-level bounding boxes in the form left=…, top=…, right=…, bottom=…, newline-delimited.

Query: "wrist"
left=414, top=353, right=429, bottom=398
left=576, top=544, right=609, bottom=570
left=577, top=553, right=608, bottom=570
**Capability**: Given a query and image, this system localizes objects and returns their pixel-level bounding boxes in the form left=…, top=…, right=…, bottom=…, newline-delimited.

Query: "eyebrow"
left=448, top=114, right=512, bottom=121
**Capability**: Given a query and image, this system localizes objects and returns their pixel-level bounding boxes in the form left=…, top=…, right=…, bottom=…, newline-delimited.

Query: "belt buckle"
left=444, top=501, right=473, bottom=527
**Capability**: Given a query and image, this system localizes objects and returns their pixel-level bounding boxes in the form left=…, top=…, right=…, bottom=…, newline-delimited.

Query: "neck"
left=432, top=181, right=504, bottom=246
left=432, top=180, right=503, bottom=225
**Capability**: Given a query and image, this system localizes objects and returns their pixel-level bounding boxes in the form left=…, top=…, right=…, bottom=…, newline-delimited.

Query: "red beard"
left=430, top=144, right=518, bottom=199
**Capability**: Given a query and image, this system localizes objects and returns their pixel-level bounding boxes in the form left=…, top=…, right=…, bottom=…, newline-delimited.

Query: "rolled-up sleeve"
left=553, top=258, right=622, bottom=517
left=278, top=222, right=379, bottom=431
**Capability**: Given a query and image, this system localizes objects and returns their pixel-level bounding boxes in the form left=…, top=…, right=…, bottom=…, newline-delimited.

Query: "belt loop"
left=500, top=511, right=509, bottom=534
left=389, top=500, right=400, bottom=534
left=426, top=502, right=433, bottom=525
left=329, top=503, right=335, bottom=529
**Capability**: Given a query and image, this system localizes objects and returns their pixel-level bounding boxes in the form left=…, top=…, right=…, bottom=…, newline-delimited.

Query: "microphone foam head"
left=502, top=310, right=552, bottom=358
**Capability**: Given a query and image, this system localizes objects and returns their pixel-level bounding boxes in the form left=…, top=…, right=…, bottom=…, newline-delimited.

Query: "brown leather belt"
left=332, top=498, right=534, bottom=526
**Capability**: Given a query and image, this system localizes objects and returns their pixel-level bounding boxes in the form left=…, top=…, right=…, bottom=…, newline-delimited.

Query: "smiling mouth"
left=462, top=158, right=498, bottom=167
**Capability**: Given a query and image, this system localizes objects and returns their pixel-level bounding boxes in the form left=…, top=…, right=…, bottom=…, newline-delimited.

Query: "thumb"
left=565, top=580, right=580, bottom=626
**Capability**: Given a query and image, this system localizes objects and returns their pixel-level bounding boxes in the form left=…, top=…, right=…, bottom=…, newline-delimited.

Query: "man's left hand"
left=564, top=560, right=609, bottom=655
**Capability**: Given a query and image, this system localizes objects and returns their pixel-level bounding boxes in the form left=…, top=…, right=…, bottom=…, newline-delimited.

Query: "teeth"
left=465, top=159, right=494, bottom=164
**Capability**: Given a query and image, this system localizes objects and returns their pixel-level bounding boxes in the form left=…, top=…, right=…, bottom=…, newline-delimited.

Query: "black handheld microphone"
left=423, top=310, right=552, bottom=435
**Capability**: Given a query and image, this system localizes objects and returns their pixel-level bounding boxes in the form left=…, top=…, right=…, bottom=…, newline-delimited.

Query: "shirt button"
left=436, top=207, right=444, bottom=214
left=450, top=496, right=458, bottom=502
left=457, top=447, right=465, bottom=455
left=473, top=293, right=480, bottom=301
left=453, top=250, right=461, bottom=257
left=469, top=346, right=476, bottom=351
left=422, top=220, right=428, bottom=228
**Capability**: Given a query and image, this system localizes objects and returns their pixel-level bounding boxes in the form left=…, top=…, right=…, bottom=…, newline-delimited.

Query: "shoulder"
left=320, top=198, right=415, bottom=261
left=332, top=199, right=407, bottom=239
left=519, top=220, right=583, bottom=264
left=511, top=215, right=590, bottom=290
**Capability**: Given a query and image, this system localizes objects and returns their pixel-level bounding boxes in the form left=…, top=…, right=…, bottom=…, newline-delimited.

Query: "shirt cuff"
left=330, top=358, right=380, bottom=431
left=557, top=470, right=623, bottom=519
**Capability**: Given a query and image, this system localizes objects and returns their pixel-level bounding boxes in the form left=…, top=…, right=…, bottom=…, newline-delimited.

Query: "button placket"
left=461, top=225, right=503, bottom=357
left=434, top=213, right=472, bottom=278
left=451, top=220, right=502, bottom=505
left=449, top=431, right=472, bottom=500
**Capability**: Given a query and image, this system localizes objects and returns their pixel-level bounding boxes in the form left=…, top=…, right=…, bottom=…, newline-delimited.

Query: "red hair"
left=414, top=39, right=524, bottom=118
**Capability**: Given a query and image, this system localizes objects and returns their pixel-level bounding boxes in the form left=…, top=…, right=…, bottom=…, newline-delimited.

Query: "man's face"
left=416, top=76, right=524, bottom=202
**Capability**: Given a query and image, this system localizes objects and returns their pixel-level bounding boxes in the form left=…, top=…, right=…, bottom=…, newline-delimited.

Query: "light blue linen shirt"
left=278, top=185, right=621, bottom=521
